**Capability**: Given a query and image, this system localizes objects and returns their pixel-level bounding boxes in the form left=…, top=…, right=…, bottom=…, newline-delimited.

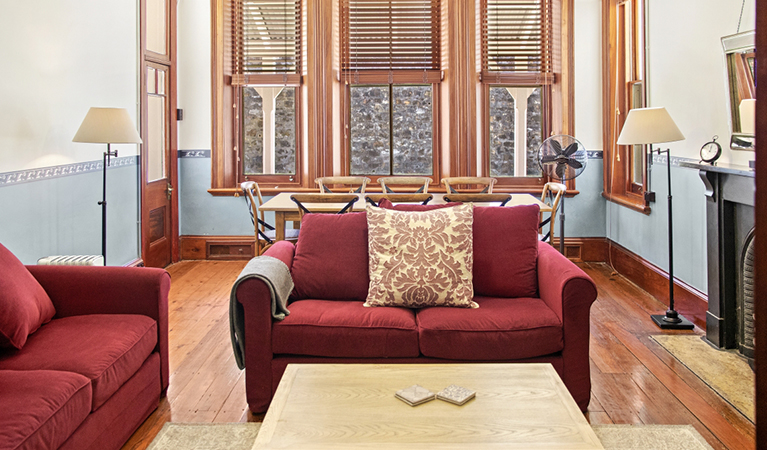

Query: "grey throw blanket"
left=230, top=255, right=294, bottom=370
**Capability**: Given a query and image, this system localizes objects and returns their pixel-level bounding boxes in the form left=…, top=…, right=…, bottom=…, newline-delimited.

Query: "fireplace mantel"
left=681, top=161, right=755, bottom=350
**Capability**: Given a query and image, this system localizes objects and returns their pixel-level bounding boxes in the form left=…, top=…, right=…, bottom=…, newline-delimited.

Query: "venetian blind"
left=481, top=0, right=553, bottom=83
left=341, top=0, right=441, bottom=82
left=232, top=0, right=301, bottom=85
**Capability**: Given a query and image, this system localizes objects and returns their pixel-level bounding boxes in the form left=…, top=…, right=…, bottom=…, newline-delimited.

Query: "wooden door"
left=141, top=0, right=177, bottom=268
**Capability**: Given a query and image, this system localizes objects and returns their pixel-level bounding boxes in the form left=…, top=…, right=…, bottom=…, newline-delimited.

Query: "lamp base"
left=651, top=313, right=694, bottom=330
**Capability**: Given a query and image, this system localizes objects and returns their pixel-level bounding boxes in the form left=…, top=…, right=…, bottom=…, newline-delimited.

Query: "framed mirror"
left=722, top=30, right=756, bottom=151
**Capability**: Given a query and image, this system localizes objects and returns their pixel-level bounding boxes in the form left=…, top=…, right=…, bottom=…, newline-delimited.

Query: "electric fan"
left=538, top=135, right=588, bottom=254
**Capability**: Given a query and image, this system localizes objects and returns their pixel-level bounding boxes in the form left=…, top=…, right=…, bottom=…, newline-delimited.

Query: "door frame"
left=140, top=0, right=179, bottom=266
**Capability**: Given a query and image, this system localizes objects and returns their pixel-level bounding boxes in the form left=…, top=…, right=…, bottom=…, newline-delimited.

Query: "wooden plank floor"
left=121, top=260, right=755, bottom=450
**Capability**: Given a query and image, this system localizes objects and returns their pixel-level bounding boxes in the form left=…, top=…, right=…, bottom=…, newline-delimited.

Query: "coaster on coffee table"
left=395, top=385, right=436, bottom=406
left=436, top=384, right=475, bottom=406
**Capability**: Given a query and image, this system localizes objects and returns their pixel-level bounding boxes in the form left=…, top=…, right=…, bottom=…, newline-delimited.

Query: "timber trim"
left=181, top=235, right=256, bottom=260
left=606, top=240, right=707, bottom=329
left=550, top=237, right=608, bottom=263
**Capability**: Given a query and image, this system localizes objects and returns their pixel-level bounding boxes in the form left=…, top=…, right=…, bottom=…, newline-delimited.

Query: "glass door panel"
left=146, top=0, right=167, bottom=55
left=147, top=65, right=168, bottom=182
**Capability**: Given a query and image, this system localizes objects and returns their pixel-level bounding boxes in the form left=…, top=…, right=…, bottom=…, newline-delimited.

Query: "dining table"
left=259, top=192, right=552, bottom=241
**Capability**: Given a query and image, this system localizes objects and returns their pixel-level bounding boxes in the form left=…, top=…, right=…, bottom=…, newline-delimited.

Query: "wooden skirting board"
left=180, top=235, right=707, bottom=328
left=180, top=235, right=256, bottom=261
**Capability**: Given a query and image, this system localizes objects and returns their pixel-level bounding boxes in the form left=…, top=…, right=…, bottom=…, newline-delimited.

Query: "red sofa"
left=0, top=244, right=169, bottom=450
left=234, top=205, right=598, bottom=413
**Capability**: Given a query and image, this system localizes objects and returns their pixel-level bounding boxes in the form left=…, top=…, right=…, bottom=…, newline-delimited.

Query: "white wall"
left=647, top=0, right=756, bottom=165
left=0, top=0, right=140, bottom=172
left=0, top=0, right=141, bottom=265
left=574, top=0, right=603, bottom=151
left=177, top=0, right=212, bottom=150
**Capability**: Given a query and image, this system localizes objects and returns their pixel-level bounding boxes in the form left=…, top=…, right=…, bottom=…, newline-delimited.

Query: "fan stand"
left=558, top=194, right=565, bottom=254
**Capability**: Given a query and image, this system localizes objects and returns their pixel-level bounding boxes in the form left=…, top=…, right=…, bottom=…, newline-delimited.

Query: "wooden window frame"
left=211, top=0, right=309, bottom=195
left=477, top=0, right=575, bottom=194
left=237, top=84, right=304, bottom=185
left=338, top=0, right=443, bottom=187
left=211, top=0, right=574, bottom=196
left=340, top=81, right=441, bottom=186
left=602, top=0, right=650, bottom=213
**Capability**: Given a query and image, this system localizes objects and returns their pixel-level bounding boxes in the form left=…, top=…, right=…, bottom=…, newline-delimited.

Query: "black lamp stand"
left=650, top=148, right=694, bottom=330
left=99, top=144, right=117, bottom=266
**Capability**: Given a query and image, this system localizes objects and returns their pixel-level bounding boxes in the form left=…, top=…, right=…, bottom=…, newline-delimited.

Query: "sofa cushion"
left=0, top=369, right=91, bottom=450
left=273, top=299, right=419, bottom=357
left=290, top=212, right=369, bottom=301
left=0, top=314, right=157, bottom=411
left=365, top=204, right=477, bottom=309
left=416, top=296, right=563, bottom=360
left=472, top=205, right=540, bottom=298
left=0, top=243, right=56, bottom=350
left=377, top=198, right=459, bottom=211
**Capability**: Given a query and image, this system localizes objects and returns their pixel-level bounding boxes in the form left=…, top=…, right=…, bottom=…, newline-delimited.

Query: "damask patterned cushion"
left=364, top=204, right=477, bottom=308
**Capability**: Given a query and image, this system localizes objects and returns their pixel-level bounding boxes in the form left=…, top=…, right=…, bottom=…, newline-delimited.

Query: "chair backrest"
left=441, top=177, right=497, bottom=194
left=377, top=176, right=431, bottom=193
left=365, top=193, right=433, bottom=206
left=315, top=176, right=371, bottom=194
left=443, top=193, right=512, bottom=206
left=241, top=181, right=274, bottom=254
left=290, top=194, right=359, bottom=219
left=539, top=182, right=566, bottom=242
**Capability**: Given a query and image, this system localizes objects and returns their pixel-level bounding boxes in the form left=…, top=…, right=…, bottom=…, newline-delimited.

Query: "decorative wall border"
left=178, top=150, right=211, bottom=158
left=651, top=153, right=699, bottom=167
left=0, top=155, right=138, bottom=188
left=587, top=150, right=603, bottom=159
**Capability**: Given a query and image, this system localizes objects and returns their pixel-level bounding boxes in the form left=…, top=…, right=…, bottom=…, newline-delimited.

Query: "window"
left=233, top=0, right=302, bottom=183
left=603, top=0, right=649, bottom=212
left=211, top=0, right=573, bottom=195
left=480, top=0, right=558, bottom=189
left=340, top=0, right=441, bottom=179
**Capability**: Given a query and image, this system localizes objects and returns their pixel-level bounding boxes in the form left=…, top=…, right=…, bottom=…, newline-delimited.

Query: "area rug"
left=651, top=334, right=755, bottom=422
left=592, top=425, right=713, bottom=450
left=147, top=423, right=261, bottom=450
left=147, top=423, right=713, bottom=450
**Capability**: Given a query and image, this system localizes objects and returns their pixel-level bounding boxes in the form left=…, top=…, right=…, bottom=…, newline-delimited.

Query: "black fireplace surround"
left=683, top=161, right=755, bottom=360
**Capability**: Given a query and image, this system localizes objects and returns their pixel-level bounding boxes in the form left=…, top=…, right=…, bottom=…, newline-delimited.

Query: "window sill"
left=602, top=191, right=651, bottom=214
left=208, top=187, right=319, bottom=197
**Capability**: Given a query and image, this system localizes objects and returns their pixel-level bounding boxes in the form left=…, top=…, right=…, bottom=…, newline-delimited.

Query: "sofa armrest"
left=237, top=240, right=295, bottom=412
left=262, top=240, right=295, bottom=270
left=26, top=265, right=171, bottom=392
left=537, top=243, right=597, bottom=319
left=536, top=242, right=597, bottom=411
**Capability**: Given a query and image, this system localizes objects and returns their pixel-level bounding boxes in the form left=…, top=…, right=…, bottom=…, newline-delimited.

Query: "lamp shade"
left=616, top=107, right=685, bottom=145
left=73, top=107, right=142, bottom=144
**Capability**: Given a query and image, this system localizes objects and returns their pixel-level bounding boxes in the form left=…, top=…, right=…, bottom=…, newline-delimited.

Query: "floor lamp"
left=617, top=107, right=695, bottom=330
left=73, top=108, right=142, bottom=266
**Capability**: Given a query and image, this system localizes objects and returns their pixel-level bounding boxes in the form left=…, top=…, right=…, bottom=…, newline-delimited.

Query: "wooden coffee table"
left=253, top=363, right=603, bottom=449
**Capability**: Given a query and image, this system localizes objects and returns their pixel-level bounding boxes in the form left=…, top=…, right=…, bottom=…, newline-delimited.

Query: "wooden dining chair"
left=241, top=181, right=300, bottom=255
left=365, top=193, right=433, bottom=207
left=315, top=176, right=371, bottom=194
left=441, top=177, right=498, bottom=194
left=539, top=182, right=566, bottom=243
left=290, top=194, right=359, bottom=219
left=442, top=193, right=512, bottom=206
left=377, top=176, right=431, bottom=193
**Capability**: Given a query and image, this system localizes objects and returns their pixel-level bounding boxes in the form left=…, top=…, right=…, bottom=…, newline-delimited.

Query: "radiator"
left=37, top=255, right=105, bottom=266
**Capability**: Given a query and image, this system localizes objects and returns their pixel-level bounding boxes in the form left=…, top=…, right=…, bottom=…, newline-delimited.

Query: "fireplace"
left=740, top=229, right=756, bottom=365
left=683, top=161, right=755, bottom=362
